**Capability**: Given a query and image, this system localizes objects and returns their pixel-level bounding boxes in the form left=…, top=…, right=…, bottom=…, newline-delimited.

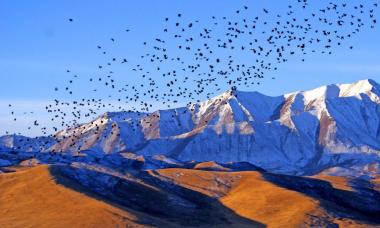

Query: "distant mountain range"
left=1, top=79, right=380, bottom=176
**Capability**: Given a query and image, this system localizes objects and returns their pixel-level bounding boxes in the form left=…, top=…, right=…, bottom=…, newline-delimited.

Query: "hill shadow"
left=49, top=165, right=265, bottom=227
left=262, top=172, right=380, bottom=225
left=48, top=165, right=169, bottom=227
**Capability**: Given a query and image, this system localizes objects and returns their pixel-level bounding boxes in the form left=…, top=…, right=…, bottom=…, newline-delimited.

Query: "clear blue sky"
left=0, top=0, right=379, bottom=136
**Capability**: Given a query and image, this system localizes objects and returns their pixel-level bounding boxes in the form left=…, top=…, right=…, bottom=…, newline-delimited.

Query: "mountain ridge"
left=1, top=79, right=380, bottom=176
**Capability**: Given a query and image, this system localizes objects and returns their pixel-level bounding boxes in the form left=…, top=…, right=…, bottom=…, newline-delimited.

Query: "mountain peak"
left=286, top=79, right=380, bottom=102
left=338, top=78, right=379, bottom=98
left=356, top=78, right=378, bottom=85
left=346, top=78, right=378, bottom=88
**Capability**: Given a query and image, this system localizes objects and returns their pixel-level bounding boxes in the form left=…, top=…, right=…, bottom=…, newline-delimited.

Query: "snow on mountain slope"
left=1, top=79, right=380, bottom=175
left=0, top=135, right=55, bottom=152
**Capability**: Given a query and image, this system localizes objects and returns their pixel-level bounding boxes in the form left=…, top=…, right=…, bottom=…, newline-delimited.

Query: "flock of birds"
left=4, top=0, right=379, bottom=145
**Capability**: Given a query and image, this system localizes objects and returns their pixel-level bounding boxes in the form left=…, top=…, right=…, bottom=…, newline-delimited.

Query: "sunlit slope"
left=0, top=165, right=378, bottom=227
left=154, top=168, right=378, bottom=227
left=0, top=165, right=174, bottom=228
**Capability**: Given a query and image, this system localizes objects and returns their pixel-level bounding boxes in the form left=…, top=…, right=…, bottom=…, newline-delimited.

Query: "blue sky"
left=0, top=0, right=379, bottom=136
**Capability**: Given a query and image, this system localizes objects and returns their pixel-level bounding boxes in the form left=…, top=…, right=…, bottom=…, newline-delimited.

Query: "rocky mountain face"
left=1, top=79, right=380, bottom=175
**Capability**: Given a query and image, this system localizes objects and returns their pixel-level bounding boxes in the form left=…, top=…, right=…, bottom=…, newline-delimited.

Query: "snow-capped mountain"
left=2, top=79, right=380, bottom=175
